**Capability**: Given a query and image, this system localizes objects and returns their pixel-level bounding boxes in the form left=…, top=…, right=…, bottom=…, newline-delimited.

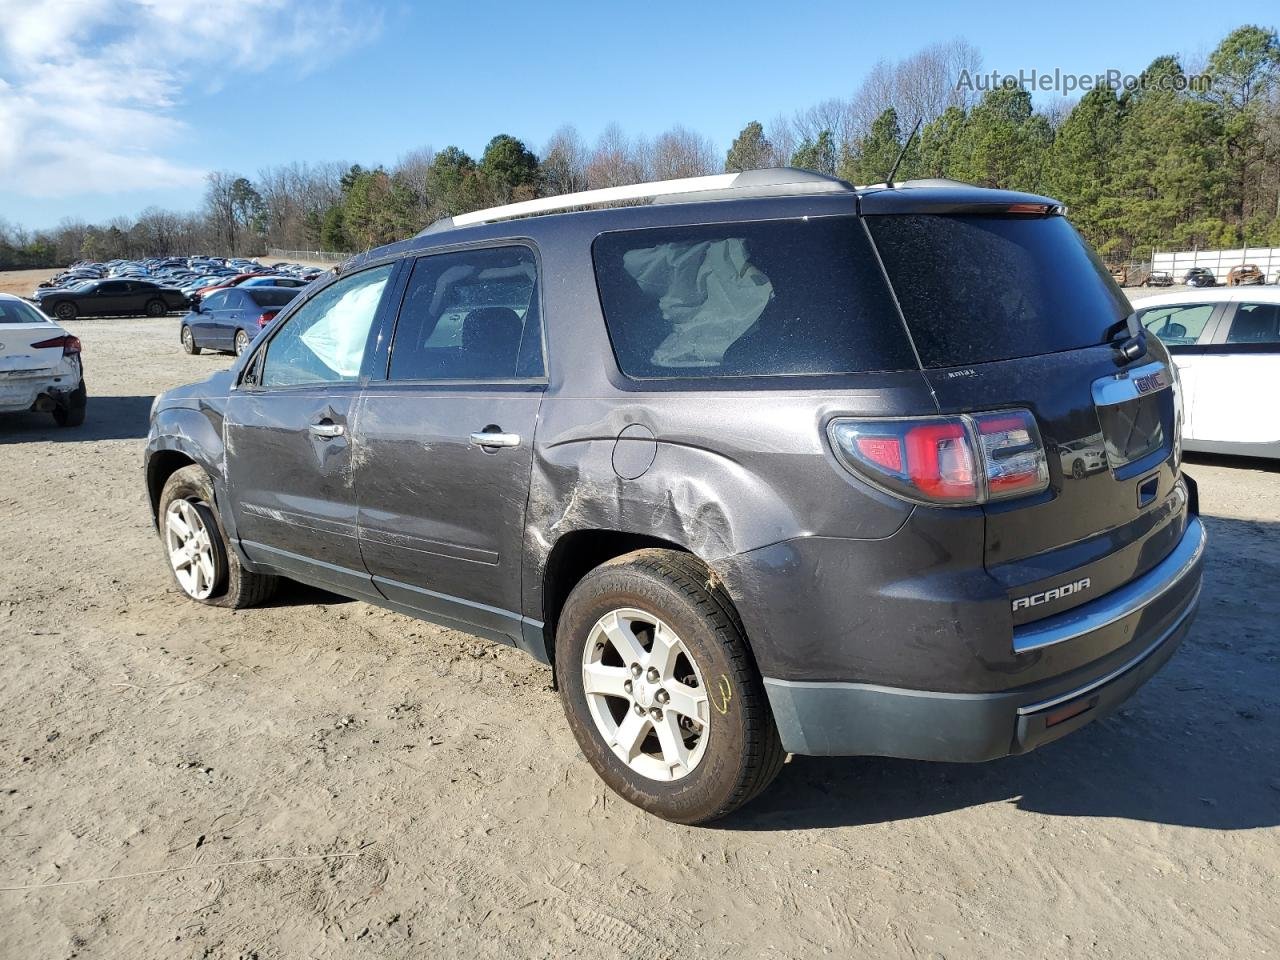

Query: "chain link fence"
left=266, top=247, right=352, bottom=265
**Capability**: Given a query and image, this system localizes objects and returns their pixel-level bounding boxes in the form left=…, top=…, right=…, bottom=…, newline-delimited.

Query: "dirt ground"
left=1, top=303, right=1278, bottom=959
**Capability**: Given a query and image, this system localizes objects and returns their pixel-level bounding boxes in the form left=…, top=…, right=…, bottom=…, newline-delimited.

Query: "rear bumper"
left=764, top=516, right=1205, bottom=760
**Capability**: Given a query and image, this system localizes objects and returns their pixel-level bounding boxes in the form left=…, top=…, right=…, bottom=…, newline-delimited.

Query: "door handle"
left=310, top=421, right=345, bottom=438
left=470, top=431, right=520, bottom=449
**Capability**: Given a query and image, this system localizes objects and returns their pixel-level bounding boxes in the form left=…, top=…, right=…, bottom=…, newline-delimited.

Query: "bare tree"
left=651, top=125, right=718, bottom=179
left=586, top=123, right=649, bottom=188
left=541, top=125, right=589, bottom=196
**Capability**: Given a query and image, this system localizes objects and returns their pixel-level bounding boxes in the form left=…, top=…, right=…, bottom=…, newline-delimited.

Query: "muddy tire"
left=555, top=549, right=784, bottom=824
left=157, top=464, right=277, bottom=609
left=52, top=380, right=86, bottom=427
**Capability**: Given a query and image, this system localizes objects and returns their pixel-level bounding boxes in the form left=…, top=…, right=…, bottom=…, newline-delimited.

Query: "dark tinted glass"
left=867, top=214, right=1129, bottom=368
left=248, top=288, right=300, bottom=308
left=1226, top=302, right=1280, bottom=345
left=389, top=246, right=542, bottom=381
left=592, top=217, right=914, bottom=378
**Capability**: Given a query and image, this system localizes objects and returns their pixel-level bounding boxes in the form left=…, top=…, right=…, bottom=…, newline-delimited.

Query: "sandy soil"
left=0, top=314, right=1278, bottom=960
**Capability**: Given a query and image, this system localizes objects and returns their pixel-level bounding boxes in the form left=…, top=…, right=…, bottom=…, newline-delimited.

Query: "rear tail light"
left=31, top=334, right=82, bottom=357
left=257, top=311, right=278, bottom=329
left=829, top=409, right=1049, bottom=506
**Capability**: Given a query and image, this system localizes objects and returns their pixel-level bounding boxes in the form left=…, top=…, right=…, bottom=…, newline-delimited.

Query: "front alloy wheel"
left=582, top=608, right=710, bottom=781
left=164, top=499, right=219, bottom=599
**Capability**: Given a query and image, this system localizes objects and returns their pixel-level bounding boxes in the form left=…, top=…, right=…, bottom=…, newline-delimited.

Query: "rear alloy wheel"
left=181, top=325, right=200, bottom=355
left=157, top=465, right=277, bottom=608
left=54, top=302, right=77, bottom=321
left=233, top=329, right=250, bottom=356
left=581, top=607, right=711, bottom=782
left=556, top=549, right=785, bottom=824
left=145, top=299, right=166, bottom=317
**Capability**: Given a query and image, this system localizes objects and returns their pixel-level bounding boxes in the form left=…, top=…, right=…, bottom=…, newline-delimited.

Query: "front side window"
left=260, top=264, right=392, bottom=388
left=1226, top=302, right=1280, bottom=345
left=1137, top=303, right=1215, bottom=346
left=388, top=246, right=543, bottom=381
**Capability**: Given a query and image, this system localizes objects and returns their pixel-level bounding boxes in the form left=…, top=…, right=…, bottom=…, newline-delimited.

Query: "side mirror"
left=191, top=301, right=203, bottom=314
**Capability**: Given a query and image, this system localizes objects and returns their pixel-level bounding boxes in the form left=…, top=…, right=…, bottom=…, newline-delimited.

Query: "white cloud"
left=0, top=0, right=379, bottom=198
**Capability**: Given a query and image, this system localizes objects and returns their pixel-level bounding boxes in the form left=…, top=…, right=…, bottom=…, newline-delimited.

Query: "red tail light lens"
left=257, top=311, right=278, bottom=328
left=829, top=409, right=1048, bottom=506
left=31, top=334, right=82, bottom=356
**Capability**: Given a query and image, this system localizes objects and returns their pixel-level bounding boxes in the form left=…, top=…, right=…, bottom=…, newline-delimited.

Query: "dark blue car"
left=180, top=286, right=299, bottom=356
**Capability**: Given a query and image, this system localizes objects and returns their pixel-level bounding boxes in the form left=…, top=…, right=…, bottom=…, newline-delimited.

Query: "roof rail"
left=418, top=168, right=853, bottom=235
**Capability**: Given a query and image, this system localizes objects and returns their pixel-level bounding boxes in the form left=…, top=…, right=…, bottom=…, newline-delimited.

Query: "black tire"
left=145, top=299, right=166, bottom=317
left=181, top=325, right=201, bottom=355
left=157, top=465, right=277, bottom=609
left=555, top=549, right=785, bottom=824
left=1072, top=458, right=1086, bottom=479
left=52, top=380, right=86, bottom=427
left=233, top=329, right=250, bottom=356
left=54, top=301, right=77, bottom=321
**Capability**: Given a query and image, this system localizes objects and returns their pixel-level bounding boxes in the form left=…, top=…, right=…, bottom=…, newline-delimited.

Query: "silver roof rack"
left=418, top=168, right=853, bottom=235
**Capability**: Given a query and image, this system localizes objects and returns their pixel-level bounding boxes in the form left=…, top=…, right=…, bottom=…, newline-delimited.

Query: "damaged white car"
left=0, top=293, right=87, bottom=427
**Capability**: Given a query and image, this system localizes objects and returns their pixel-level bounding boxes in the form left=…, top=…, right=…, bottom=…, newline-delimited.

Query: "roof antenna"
left=885, top=117, right=922, bottom=188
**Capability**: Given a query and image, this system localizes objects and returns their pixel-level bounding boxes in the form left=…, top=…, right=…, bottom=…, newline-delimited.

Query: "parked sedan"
left=1136, top=286, right=1280, bottom=458
left=0, top=294, right=86, bottom=426
left=1182, top=267, right=1217, bottom=287
left=33, top=279, right=187, bottom=321
left=180, top=286, right=300, bottom=356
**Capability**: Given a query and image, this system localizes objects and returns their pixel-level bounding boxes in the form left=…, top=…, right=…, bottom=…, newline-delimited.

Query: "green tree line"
left=3, top=25, right=1277, bottom=270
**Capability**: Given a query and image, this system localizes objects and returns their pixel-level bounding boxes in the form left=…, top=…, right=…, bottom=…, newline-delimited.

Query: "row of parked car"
left=1112, top=263, right=1279, bottom=288
left=29, top=256, right=323, bottom=322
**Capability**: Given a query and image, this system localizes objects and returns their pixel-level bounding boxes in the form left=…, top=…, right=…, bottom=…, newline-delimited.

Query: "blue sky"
left=0, top=0, right=1264, bottom=230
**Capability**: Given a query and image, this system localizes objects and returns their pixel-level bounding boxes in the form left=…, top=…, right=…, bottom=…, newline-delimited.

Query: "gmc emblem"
left=1012, top=578, right=1091, bottom=612
left=1133, top=370, right=1167, bottom=394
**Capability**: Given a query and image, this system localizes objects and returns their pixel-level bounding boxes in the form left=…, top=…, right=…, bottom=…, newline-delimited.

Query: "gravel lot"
left=1, top=305, right=1278, bottom=959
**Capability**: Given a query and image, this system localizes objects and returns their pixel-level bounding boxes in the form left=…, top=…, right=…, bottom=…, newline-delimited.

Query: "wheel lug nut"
left=633, top=703, right=645, bottom=716
left=649, top=707, right=663, bottom=721
left=623, top=679, right=633, bottom=694
left=655, top=689, right=669, bottom=704
left=630, top=663, right=642, bottom=677
left=646, top=667, right=660, bottom=683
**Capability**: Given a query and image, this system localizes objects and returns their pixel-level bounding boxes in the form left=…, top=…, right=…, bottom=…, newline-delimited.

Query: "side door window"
left=387, top=246, right=543, bottom=381
left=1137, top=303, right=1216, bottom=350
left=258, top=263, right=393, bottom=388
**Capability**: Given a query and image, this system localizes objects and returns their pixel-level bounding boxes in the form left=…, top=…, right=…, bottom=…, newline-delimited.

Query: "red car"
left=191, top=272, right=269, bottom=300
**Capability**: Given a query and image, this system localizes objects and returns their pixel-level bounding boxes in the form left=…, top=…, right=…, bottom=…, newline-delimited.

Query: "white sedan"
left=1134, top=286, right=1280, bottom=458
left=0, top=293, right=86, bottom=427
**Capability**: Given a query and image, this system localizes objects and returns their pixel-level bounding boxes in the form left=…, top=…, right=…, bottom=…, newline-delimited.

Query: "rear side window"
left=867, top=214, right=1129, bottom=368
left=1226, top=302, right=1280, bottom=345
left=592, top=217, right=914, bottom=378
left=388, top=245, right=543, bottom=381
left=248, top=288, right=300, bottom=308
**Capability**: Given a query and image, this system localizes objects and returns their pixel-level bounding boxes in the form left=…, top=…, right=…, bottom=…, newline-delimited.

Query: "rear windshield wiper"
left=1104, top=313, right=1146, bottom=365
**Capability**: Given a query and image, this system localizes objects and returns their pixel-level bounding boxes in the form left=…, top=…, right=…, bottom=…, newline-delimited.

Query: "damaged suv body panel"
left=144, top=172, right=1205, bottom=770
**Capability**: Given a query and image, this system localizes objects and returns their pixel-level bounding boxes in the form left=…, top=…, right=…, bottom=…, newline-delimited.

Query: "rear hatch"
left=865, top=208, right=1188, bottom=625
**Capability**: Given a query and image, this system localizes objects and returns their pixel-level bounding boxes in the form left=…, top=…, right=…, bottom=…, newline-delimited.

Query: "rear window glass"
left=867, top=214, right=1129, bottom=368
left=248, top=288, right=300, bottom=308
left=592, top=217, right=915, bottom=378
left=0, top=299, right=49, bottom=324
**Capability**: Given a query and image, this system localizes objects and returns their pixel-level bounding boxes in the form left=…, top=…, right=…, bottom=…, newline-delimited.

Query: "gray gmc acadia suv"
left=144, top=169, right=1206, bottom=824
